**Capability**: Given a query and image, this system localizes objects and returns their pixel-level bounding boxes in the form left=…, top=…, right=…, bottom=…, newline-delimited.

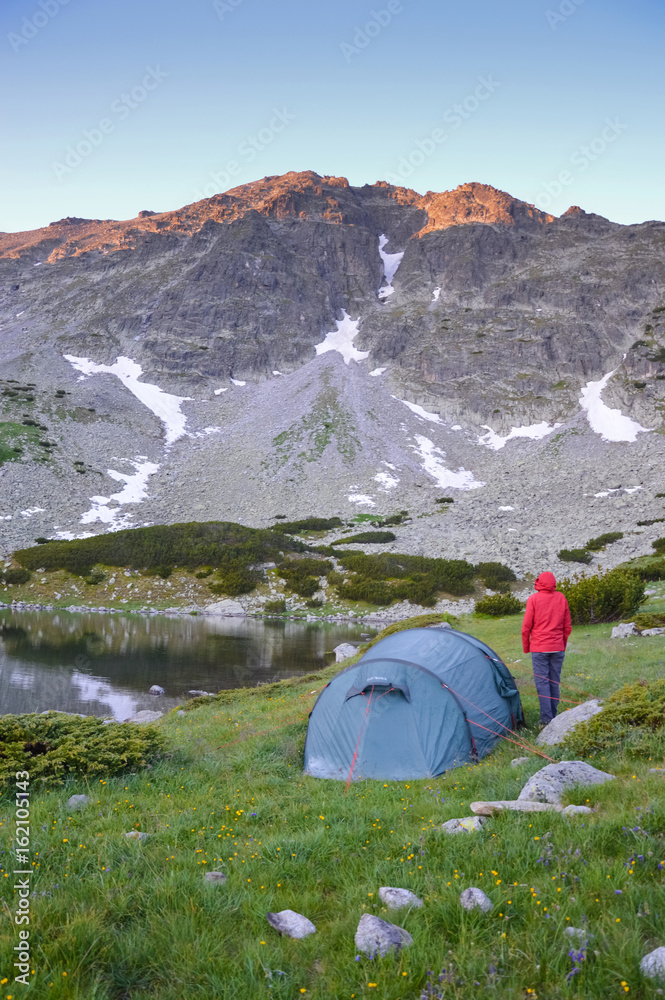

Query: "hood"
left=535, top=572, right=556, bottom=592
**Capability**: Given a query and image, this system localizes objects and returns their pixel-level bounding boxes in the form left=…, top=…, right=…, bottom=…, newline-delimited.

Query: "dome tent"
left=304, top=625, right=524, bottom=781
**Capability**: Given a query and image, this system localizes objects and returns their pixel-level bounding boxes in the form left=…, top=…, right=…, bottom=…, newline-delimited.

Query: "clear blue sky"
left=2, top=0, right=663, bottom=232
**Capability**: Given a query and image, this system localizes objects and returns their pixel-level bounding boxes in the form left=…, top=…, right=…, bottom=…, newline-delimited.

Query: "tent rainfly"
left=304, top=625, right=524, bottom=781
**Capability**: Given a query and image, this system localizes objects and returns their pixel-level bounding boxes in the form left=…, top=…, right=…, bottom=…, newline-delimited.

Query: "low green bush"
left=1, top=568, right=32, bottom=585
left=0, top=713, right=167, bottom=784
left=558, top=569, right=645, bottom=624
left=209, top=566, right=259, bottom=596
left=475, top=593, right=523, bottom=616
left=629, top=559, right=665, bottom=581
left=330, top=552, right=478, bottom=606
left=14, top=521, right=305, bottom=577
left=559, top=548, right=592, bottom=564
left=636, top=518, right=665, bottom=527
left=335, top=531, right=396, bottom=545
left=279, top=558, right=332, bottom=598
left=264, top=599, right=286, bottom=614
left=562, top=680, right=665, bottom=759
left=630, top=612, right=665, bottom=630
left=586, top=532, right=624, bottom=551
left=435, top=497, right=454, bottom=504
left=475, top=561, right=516, bottom=592
left=83, top=569, right=105, bottom=586
left=273, top=517, right=343, bottom=534
left=652, top=537, right=665, bottom=553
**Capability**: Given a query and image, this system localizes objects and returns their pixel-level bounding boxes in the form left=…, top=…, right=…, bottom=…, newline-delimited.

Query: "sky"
left=1, top=0, right=664, bottom=232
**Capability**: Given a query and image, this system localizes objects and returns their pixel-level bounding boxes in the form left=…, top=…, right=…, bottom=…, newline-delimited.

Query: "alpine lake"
left=0, top=608, right=377, bottom=719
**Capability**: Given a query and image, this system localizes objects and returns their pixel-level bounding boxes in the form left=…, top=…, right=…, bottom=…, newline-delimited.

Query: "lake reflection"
left=0, top=610, right=375, bottom=720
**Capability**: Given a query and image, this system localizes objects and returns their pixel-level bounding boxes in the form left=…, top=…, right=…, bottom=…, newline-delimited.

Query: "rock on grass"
left=355, top=913, right=413, bottom=956
left=266, top=909, right=316, bottom=939
left=518, top=761, right=614, bottom=804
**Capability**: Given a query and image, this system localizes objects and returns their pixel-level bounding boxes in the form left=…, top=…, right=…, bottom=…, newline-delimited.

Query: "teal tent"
left=304, top=625, right=524, bottom=781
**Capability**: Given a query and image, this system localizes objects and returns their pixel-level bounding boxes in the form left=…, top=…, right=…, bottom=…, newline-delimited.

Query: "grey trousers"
left=531, top=651, right=565, bottom=724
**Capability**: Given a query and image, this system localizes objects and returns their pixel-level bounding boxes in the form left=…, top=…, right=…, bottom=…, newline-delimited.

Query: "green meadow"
left=1, top=611, right=665, bottom=999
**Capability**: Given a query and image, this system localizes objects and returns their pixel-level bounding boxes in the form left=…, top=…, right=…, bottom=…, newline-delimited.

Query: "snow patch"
left=451, top=424, right=462, bottom=431
left=214, top=387, right=228, bottom=395
left=580, top=369, right=651, bottom=442
left=15, top=311, right=24, bottom=318
left=348, top=494, right=376, bottom=507
left=54, top=530, right=96, bottom=541
left=369, top=367, right=387, bottom=377
left=0, top=515, right=12, bottom=521
left=315, top=310, right=369, bottom=365
left=64, top=355, right=191, bottom=445
left=394, top=396, right=444, bottom=424
left=411, top=435, right=484, bottom=491
left=432, top=287, right=441, bottom=301
left=374, top=471, right=399, bottom=491
left=231, top=378, right=246, bottom=386
left=479, top=421, right=561, bottom=450
left=499, top=505, right=514, bottom=511
left=20, top=507, right=45, bottom=518
left=272, top=370, right=283, bottom=376
left=79, top=458, right=159, bottom=528
left=378, top=234, right=404, bottom=299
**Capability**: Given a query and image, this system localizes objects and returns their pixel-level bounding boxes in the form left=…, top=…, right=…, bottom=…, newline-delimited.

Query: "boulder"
left=124, top=710, right=163, bottom=724
left=648, top=768, right=664, bottom=775
left=470, top=800, right=562, bottom=816
left=355, top=913, right=413, bottom=956
left=441, top=816, right=487, bottom=833
left=124, top=830, right=149, bottom=840
left=518, top=761, right=614, bottom=804
left=460, top=887, right=493, bottom=913
left=66, top=794, right=89, bottom=810
left=536, top=700, right=604, bottom=746
left=563, top=804, right=593, bottom=815
left=378, top=887, right=423, bottom=910
left=149, top=684, right=165, bottom=696
left=266, top=909, right=316, bottom=939
left=204, top=871, right=227, bottom=884
left=333, top=642, right=358, bottom=662
left=611, top=622, right=638, bottom=638
left=641, top=628, right=665, bottom=636
left=641, top=947, right=665, bottom=980
left=205, top=599, right=245, bottom=616
left=511, top=757, right=530, bottom=767
left=187, top=690, right=213, bottom=698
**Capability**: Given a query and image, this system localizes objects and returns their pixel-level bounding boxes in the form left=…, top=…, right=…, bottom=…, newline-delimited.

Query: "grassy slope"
left=1, top=616, right=665, bottom=999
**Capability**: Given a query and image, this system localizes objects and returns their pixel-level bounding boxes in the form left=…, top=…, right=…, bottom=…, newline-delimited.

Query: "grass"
left=2, top=616, right=665, bottom=998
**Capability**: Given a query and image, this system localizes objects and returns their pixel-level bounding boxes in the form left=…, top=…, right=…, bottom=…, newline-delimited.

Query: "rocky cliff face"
left=1, top=171, right=664, bottom=572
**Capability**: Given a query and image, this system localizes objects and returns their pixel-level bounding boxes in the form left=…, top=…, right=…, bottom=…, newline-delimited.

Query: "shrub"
left=273, top=517, right=343, bottom=534
left=562, top=681, right=665, bottom=759
left=195, top=568, right=213, bottom=579
left=558, top=569, right=645, bottom=624
left=475, top=561, right=517, bottom=591
left=279, top=558, right=332, bottom=598
left=0, top=713, right=167, bottom=784
left=264, top=599, right=286, bottom=614
left=586, top=532, right=624, bottom=551
left=631, top=612, right=665, bottom=630
left=435, top=497, right=454, bottom=504
left=1, top=568, right=31, bottom=585
left=652, top=537, right=665, bottom=553
left=34, top=537, right=51, bottom=544
left=14, top=521, right=305, bottom=577
left=330, top=552, right=477, bottom=606
left=475, top=593, right=523, bottom=616
left=209, top=566, right=258, bottom=596
left=84, top=569, right=105, bottom=586
left=637, top=518, right=665, bottom=527
left=155, top=564, right=173, bottom=579
left=335, top=531, right=396, bottom=545
left=558, top=548, right=592, bottom=564
left=629, top=560, right=665, bottom=581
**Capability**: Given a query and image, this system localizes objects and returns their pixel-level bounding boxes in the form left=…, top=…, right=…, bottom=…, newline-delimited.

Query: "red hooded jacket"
left=521, top=572, right=572, bottom=653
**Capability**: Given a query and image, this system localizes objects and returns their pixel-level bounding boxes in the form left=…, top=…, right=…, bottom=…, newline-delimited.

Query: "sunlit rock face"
left=1, top=170, right=664, bottom=568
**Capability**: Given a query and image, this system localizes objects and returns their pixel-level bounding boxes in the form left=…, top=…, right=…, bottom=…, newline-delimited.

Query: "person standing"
left=521, top=572, right=572, bottom=726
